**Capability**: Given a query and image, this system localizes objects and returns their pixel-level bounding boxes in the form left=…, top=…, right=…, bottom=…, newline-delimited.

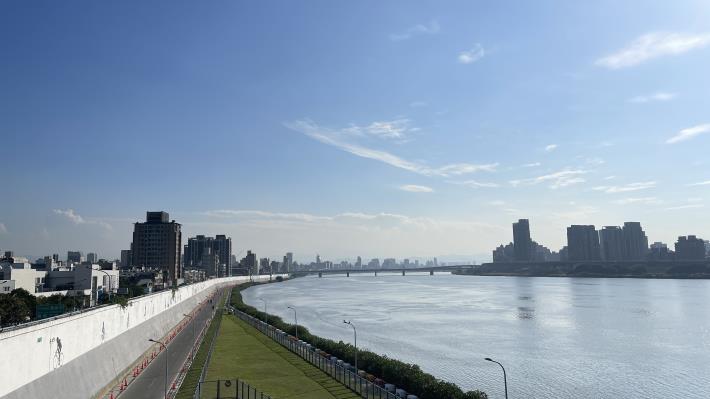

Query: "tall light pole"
left=183, top=313, right=195, bottom=361
left=484, top=357, right=508, bottom=399
left=97, top=270, right=113, bottom=303
left=257, top=297, right=267, bottom=325
left=343, top=320, right=357, bottom=372
left=287, top=306, right=298, bottom=340
left=149, top=338, right=169, bottom=399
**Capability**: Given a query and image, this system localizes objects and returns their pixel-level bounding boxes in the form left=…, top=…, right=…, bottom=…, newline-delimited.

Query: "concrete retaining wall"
left=0, top=275, right=275, bottom=398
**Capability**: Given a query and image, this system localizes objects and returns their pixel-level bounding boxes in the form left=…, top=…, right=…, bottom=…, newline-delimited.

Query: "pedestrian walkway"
left=203, top=315, right=360, bottom=399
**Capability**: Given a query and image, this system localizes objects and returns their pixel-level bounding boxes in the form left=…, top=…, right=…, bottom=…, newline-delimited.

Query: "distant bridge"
left=303, top=265, right=478, bottom=277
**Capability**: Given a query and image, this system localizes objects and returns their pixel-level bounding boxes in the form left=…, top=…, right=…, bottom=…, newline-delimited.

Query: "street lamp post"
left=484, top=357, right=508, bottom=399
left=257, top=297, right=267, bottom=325
left=97, top=270, right=113, bottom=303
left=183, top=313, right=195, bottom=361
left=343, top=320, right=358, bottom=372
left=149, top=338, right=169, bottom=399
left=287, top=306, right=298, bottom=340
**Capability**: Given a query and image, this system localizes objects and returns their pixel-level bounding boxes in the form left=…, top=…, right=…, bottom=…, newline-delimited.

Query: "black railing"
left=230, top=307, right=415, bottom=399
left=196, top=379, right=272, bottom=399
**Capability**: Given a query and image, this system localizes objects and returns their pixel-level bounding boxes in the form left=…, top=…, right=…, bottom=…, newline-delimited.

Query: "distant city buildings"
left=491, top=218, right=708, bottom=264
left=675, top=235, right=706, bottom=260
left=184, top=234, right=232, bottom=277
left=567, top=225, right=601, bottom=261
left=513, top=219, right=533, bottom=261
left=131, top=211, right=182, bottom=287
left=67, top=251, right=82, bottom=264
left=599, top=226, right=624, bottom=261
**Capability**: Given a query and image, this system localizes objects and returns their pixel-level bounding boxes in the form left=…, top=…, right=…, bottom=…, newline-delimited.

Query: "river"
left=242, top=273, right=710, bottom=398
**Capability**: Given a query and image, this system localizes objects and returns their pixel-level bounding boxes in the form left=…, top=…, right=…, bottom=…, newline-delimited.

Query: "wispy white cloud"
left=522, top=162, right=541, bottom=168
left=510, top=170, right=587, bottom=189
left=0, top=223, right=7, bottom=234
left=399, top=184, right=434, bottom=193
left=592, top=181, right=656, bottom=193
left=688, top=180, right=710, bottom=186
left=52, top=209, right=112, bottom=230
left=458, top=44, right=485, bottom=64
left=203, top=210, right=333, bottom=222
left=665, top=204, right=704, bottom=211
left=390, top=20, right=440, bottom=41
left=612, top=197, right=661, bottom=205
left=409, top=101, right=427, bottom=108
left=596, top=32, right=710, bottom=69
left=603, top=175, right=617, bottom=180
left=448, top=180, right=500, bottom=188
left=544, top=144, right=558, bottom=152
left=666, top=124, right=710, bottom=144
left=285, top=119, right=497, bottom=177
left=628, top=92, right=677, bottom=103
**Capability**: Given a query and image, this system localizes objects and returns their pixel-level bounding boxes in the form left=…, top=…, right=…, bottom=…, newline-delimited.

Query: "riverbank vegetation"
left=231, top=282, right=488, bottom=399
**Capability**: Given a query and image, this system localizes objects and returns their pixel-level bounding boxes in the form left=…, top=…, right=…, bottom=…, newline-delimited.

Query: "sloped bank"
left=232, top=282, right=488, bottom=399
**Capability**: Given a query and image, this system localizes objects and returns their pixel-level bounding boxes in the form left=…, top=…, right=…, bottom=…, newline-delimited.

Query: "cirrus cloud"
left=596, top=32, right=710, bottom=69
left=399, top=184, right=434, bottom=193
left=666, top=124, right=710, bottom=144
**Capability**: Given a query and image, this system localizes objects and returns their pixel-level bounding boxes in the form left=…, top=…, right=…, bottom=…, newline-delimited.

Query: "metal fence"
left=231, top=308, right=412, bottom=399
left=196, top=379, right=272, bottom=399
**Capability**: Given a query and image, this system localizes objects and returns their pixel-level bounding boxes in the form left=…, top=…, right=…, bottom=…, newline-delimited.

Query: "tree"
left=9, top=288, right=37, bottom=318
left=0, top=294, right=30, bottom=326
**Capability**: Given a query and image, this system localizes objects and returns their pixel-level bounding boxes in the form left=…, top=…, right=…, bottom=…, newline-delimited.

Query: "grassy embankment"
left=201, top=315, right=360, bottom=399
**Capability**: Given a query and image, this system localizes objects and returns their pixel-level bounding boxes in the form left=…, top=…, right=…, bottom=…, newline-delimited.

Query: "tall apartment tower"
left=214, top=235, right=232, bottom=277
left=131, top=211, right=182, bottom=286
left=622, top=222, right=649, bottom=260
left=67, top=251, right=82, bottom=264
left=599, top=226, right=624, bottom=261
left=184, top=234, right=232, bottom=277
left=675, top=235, right=706, bottom=260
left=567, top=225, right=601, bottom=261
left=513, top=219, right=533, bottom=261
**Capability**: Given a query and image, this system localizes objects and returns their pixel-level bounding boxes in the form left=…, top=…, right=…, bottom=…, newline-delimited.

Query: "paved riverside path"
left=120, top=288, right=224, bottom=399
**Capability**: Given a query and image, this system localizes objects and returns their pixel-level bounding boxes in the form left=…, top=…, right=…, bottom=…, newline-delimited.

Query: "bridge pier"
left=430, top=269, right=434, bottom=275
left=346, top=271, right=349, bottom=277
left=374, top=271, right=377, bottom=276
left=402, top=269, right=405, bottom=276
left=318, top=272, right=322, bottom=278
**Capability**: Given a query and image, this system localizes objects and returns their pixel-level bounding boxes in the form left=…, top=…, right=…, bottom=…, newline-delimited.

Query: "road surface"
left=121, top=287, right=225, bottom=399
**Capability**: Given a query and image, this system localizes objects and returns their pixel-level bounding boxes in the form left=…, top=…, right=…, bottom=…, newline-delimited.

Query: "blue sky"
left=1, top=1, right=710, bottom=262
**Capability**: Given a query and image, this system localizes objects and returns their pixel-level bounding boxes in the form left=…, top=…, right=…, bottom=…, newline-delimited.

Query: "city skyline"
left=3, top=1, right=710, bottom=261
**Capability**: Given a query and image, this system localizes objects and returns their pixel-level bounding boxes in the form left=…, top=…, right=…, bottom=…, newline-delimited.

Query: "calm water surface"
left=242, top=274, right=710, bottom=399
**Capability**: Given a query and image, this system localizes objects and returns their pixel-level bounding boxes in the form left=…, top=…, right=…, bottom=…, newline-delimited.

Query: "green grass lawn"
left=203, top=315, right=360, bottom=399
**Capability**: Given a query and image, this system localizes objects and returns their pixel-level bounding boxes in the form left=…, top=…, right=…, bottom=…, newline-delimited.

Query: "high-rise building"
left=567, top=225, right=601, bottom=261
left=622, top=222, right=649, bottom=260
left=184, top=234, right=232, bottom=277
left=242, top=250, right=257, bottom=275
left=599, top=226, right=624, bottom=261
left=131, top=211, right=182, bottom=286
left=86, top=252, right=98, bottom=264
left=67, top=251, right=82, bottom=264
left=285, top=252, right=293, bottom=272
left=214, top=235, right=232, bottom=276
left=513, top=219, right=533, bottom=261
left=120, top=249, right=132, bottom=269
left=648, top=242, right=673, bottom=260
left=355, top=256, right=362, bottom=269
left=675, top=235, right=706, bottom=260
left=493, top=243, right=515, bottom=262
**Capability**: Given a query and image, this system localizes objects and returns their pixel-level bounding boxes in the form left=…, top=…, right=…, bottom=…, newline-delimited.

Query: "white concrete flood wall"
left=0, top=275, right=275, bottom=398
